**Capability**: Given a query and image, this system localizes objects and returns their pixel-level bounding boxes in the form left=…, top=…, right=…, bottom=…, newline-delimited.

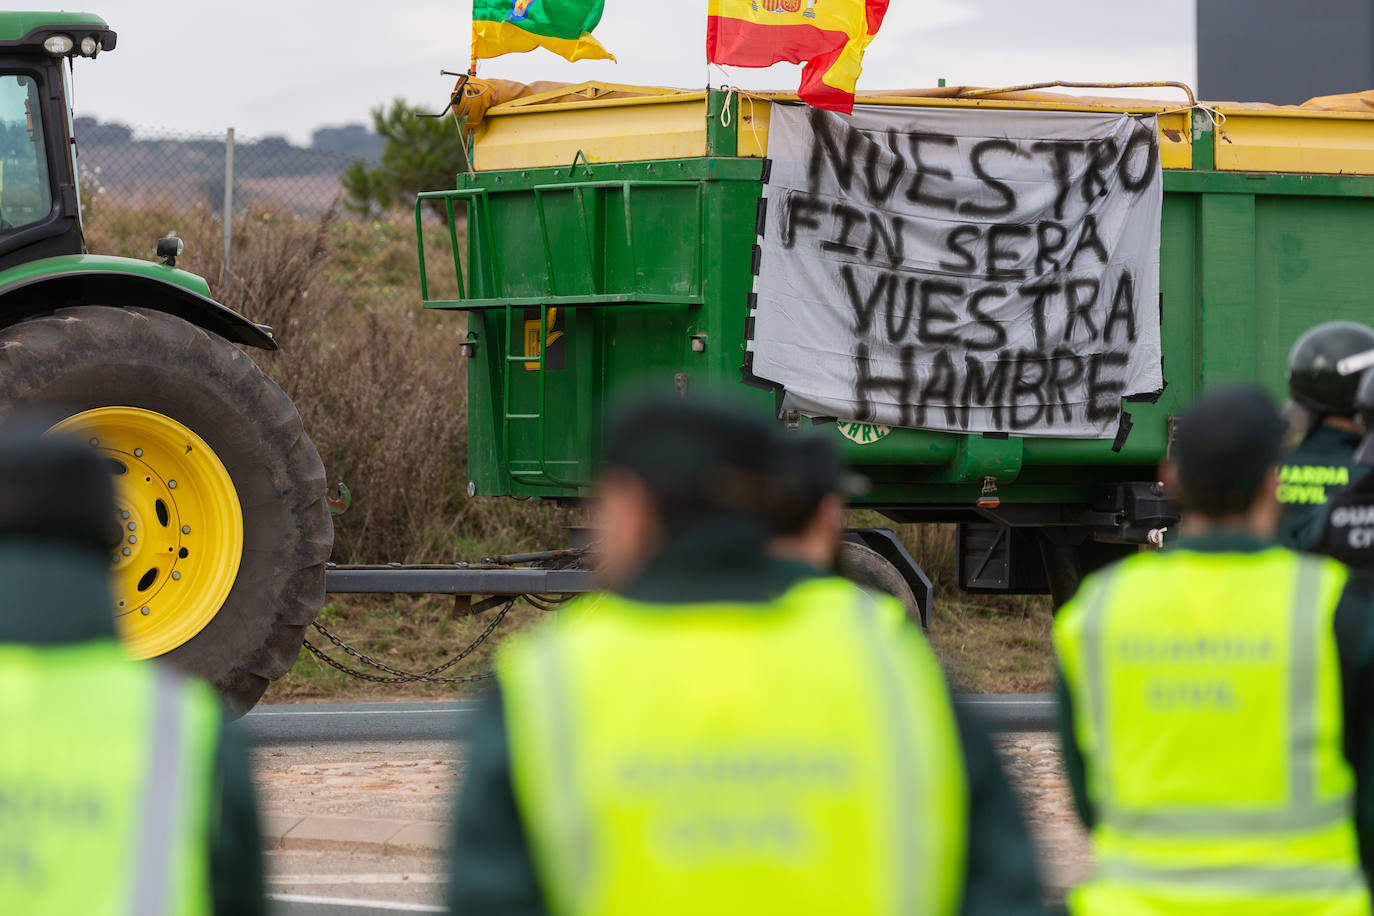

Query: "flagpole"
left=469, top=10, right=478, bottom=76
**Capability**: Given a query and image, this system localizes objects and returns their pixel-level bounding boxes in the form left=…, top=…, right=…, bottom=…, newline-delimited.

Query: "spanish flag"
left=473, top=0, right=615, bottom=63
left=707, top=0, right=888, bottom=114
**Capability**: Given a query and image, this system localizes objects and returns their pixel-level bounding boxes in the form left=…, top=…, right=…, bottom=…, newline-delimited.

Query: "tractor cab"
left=0, top=12, right=115, bottom=271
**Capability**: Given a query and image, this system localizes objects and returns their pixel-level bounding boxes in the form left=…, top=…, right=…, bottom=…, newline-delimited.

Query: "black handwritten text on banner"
left=749, top=104, right=1164, bottom=439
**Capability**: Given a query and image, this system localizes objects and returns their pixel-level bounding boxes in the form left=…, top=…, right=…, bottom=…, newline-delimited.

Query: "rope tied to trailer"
left=1155, top=100, right=1227, bottom=129
left=718, top=84, right=767, bottom=154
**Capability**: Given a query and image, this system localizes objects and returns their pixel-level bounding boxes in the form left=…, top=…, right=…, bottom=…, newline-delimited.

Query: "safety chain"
left=302, top=597, right=515, bottom=684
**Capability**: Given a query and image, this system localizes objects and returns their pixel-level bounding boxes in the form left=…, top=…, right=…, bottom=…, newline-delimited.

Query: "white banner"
left=749, top=104, right=1164, bottom=439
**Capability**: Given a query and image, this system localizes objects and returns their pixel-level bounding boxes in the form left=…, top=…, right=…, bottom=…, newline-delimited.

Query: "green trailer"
left=415, top=81, right=1374, bottom=610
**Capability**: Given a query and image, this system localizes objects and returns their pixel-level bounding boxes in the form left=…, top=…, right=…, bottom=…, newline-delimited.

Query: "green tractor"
left=0, top=12, right=331, bottom=714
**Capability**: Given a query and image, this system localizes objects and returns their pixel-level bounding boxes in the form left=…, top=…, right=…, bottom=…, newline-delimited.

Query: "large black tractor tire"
left=834, top=540, right=921, bottom=625
left=0, top=306, right=333, bottom=716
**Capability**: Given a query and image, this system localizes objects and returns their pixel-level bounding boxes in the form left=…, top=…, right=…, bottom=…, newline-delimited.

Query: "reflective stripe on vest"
left=853, top=592, right=922, bottom=916
left=529, top=625, right=594, bottom=904
left=1056, top=548, right=1368, bottom=911
left=1094, top=860, right=1367, bottom=895
left=0, top=641, right=218, bottom=916
left=130, top=664, right=197, bottom=916
left=499, top=578, right=968, bottom=916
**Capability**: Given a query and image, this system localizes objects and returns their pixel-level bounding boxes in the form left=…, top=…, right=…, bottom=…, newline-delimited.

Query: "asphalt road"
left=246, top=700, right=482, bottom=744
left=244, top=695, right=1053, bottom=743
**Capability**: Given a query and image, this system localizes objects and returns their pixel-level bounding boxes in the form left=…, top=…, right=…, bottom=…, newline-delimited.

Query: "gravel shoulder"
left=995, top=732, right=1091, bottom=900
left=254, top=740, right=462, bottom=824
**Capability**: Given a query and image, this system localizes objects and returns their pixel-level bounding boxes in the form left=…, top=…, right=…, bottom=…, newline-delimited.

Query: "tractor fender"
left=0, top=254, right=277, bottom=350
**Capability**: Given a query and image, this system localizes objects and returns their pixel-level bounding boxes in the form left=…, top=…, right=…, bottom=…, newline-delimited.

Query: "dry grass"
left=84, top=200, right=1054, bottom=700
left=927, top=599, right=1055, bottom=693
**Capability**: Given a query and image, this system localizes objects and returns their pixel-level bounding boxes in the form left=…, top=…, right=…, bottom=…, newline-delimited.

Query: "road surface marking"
left=267, top=893, right=443, bottom=912
left=248, top=709, right=474, bottom=718
left=268, top=875, right=447, bottom=886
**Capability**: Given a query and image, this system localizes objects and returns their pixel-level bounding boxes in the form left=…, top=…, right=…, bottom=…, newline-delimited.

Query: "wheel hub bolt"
left=140, top=606, right=150, bottom=616
left=171, top=571, right=181, bottom=581
left=168, top=480, right=177, bottom=489
left=88, top=438, right=98, bottom=447
left=120, top=510, right=129, bottom=520
left=127, top=522, right=136, bottom=531
left=121, top=547, right=131, bottom=556
left=128, top=536, right=137, bottom=544
left=133, top=448, right=143, bottom=457
left=181, top=525, right=190, bottom=534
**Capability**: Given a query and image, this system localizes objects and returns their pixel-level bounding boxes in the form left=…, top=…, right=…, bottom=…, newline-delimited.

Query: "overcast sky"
left=73, top=0, right=1197, bottom=144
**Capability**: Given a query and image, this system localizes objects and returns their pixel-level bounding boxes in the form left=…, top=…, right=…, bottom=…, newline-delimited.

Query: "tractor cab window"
left=0, top=75, right=52, bottom=233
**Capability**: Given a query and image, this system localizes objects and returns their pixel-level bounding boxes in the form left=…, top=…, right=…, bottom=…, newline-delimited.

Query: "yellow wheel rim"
left=50, top=407, right=244, bottom=659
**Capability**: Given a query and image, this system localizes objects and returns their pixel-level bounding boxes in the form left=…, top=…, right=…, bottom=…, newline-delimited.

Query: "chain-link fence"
left=76, top=122, right=369, bottom=217
left=69, top=120, right=478, bottom=314
left=73, top=120, right=467, bottom=308
left=75, top=122, right=385, bottom=285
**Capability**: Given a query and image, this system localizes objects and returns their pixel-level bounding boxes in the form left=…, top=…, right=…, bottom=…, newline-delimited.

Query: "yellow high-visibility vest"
left=500, top=576, right=968, bottom=916
left=0, top=639, right=220, bottom=915
left=1055, top=546, right=1371, bottom=916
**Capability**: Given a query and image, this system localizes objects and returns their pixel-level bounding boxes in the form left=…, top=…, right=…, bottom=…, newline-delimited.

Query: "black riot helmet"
left=1288, top=321, right=1374, bottom=416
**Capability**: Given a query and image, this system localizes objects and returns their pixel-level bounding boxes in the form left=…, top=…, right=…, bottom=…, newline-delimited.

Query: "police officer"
left=449, top=399, right=1043, bottom=915
left=1279, top=320, right=1374, bottom=548
left=1054, top=384, right=1374, bottom=914
left=0, top=426, right=264, bottom=915
left=1317, top=370, right=1374, bottom=569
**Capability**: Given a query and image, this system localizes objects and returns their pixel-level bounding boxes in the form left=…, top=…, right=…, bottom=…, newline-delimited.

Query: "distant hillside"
left=73, top=117, right=384, bottom=213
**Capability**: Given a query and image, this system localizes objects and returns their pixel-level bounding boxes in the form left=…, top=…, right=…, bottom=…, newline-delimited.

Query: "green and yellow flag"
left=473, top=0, right=615, bottom=63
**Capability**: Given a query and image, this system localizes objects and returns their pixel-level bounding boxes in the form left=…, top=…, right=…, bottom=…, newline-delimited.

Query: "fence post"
left=220, top=127, right=235, bottom=294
